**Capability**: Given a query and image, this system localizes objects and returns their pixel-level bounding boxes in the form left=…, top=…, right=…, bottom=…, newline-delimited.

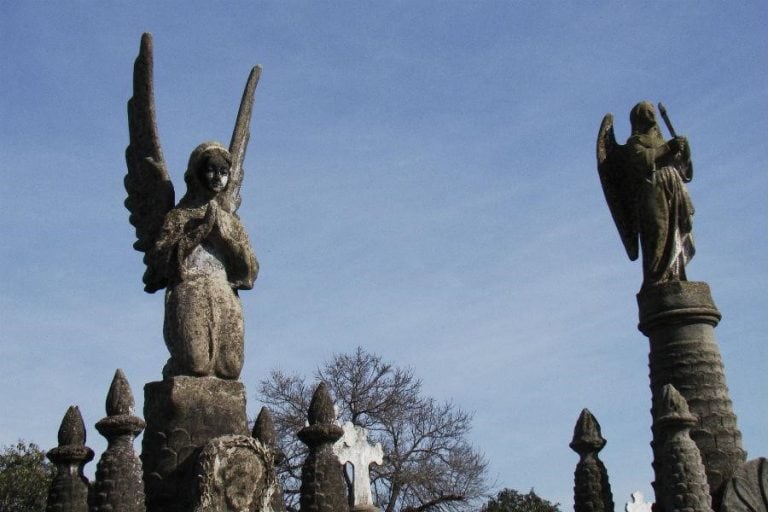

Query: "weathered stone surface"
left=333, top=421, right=383, bottom=511
left=142, top=376, right=249, bottom=512
left=252, top=407, right=286, bottom=511
left=720, top=458, right=768, bottom=512
left=597, top=101, right=695, bottom=287
left=570, top=409, right=614, bottom=512
left=654, top=384, right=712, bottom=512
left=299, top=382, right=349, bottom=512
left=193, top=435, right=277, bottom=512
left=92, top=370, right=146, bottom=512
left=46, top=406, right=94, bottom=512
left=124, top=32, right=260, bottom=380
left=638, top=282, right=745, bottom=507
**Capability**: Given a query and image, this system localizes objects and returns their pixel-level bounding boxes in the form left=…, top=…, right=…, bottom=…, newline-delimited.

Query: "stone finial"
left=307, top=381, right=336, bottom=425
left=570, top=409, right=614, bottom=512
left=253, top=406, right=278, bottom=450
left=46, top=406, right=94, bottom=512
left=252, top=407, right=287, bottom=511
left=298, top=382, right=349, bottom=512
left=106, top=368, right=134, bottom=416
left=570, top=408, right=607, bottom=455
left=653, top=384, right=712, bottom=512
left=57, top=405, right=87, bottom=447
left=91, top=370, right=146, bottom=512
left=655, top=383, right=697, bottom=428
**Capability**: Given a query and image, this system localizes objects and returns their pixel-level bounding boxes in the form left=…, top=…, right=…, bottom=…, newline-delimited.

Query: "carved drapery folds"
left=570, top=409, right=614, bottom=512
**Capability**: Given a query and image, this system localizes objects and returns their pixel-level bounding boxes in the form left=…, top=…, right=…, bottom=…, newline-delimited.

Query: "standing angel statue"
left=124, top=34, right=260, bottom=380
left=597, top=101, right=695, bottom=287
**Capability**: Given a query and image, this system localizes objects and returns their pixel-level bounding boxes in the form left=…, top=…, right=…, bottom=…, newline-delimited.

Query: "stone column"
left=570, top=409, right=614, bottom=512
left=141, top=376, right=249, bottom=512
left=637, top=281, right=746, bottom=507
left=298, top=382, right=349, bottom=512
left=46, top=406, right=94, bottom=512
left=92, top=369, right=146, bottom=512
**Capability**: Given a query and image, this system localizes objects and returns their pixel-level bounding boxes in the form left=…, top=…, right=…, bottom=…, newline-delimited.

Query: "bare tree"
left=258, top=347, right=488, bottom=512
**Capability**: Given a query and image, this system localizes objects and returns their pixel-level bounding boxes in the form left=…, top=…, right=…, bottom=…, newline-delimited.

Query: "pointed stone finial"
left=655, top=383, right=697, bottom=428
left=653, top=384, right=711, bottom=512
left=252, top=406, right=277, bottom=448
left=571, top=408, right=614, bottom=512
left=106, top=368, right=134, bottom=416
left=92, top=370, right=146, bottom=512
left=298, top=382, right=349, bottom=512
left=46, top=406, right=94, bottom=512
left=307, top=381, right=336, bottom=425
left=252, top=406, right=287, bottom=511
left=58, top=405, right=87, bottom=447
left=570, top=408, right=607, bottom=456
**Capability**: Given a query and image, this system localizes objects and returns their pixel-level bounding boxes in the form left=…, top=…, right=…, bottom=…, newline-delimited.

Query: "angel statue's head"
left=184, top=142, right=233, bottom=200
left=630, top=101, right=659, bottom=136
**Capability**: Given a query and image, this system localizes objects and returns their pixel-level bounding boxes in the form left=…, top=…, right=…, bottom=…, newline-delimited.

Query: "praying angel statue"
left=124, top=33, right=260, bottom=380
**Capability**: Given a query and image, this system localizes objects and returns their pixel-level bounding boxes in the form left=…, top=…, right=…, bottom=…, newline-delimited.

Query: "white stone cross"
left=333, top=421, right=384, bottom=510
left=625, top=491, right=653, bottom=512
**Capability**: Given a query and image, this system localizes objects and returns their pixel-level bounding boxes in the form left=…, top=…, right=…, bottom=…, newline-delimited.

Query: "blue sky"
left=1, top=2, right=766, bottom=508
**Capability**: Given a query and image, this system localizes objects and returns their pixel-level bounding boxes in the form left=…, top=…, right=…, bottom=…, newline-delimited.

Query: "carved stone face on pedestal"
left=194, top=435, right=276, bottom=512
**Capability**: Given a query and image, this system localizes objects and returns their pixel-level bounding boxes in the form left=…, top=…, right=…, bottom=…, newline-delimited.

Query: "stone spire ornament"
left=298, top=382, right=349, bottom=512
left=252, top=407, right=287, bottom=512
left=653, top=384, right=712, bottom=512
left=570, top=409, right=614, bottom=512
left=46, top=406, right=94, bottom=512
left=333, top=421, right=384, bottom=512
left=91, top=369, right=146, bottom=512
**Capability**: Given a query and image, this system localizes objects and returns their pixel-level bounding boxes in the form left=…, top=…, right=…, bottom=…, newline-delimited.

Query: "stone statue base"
left=351, top=506, right=381, bottom=512
left=637, top=281, right=745, bottom=508
left=141, top=376, right=249, bottom=512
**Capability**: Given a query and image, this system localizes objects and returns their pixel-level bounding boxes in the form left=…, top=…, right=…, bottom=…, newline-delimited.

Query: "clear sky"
left=1, top=2, right=766, bottom=508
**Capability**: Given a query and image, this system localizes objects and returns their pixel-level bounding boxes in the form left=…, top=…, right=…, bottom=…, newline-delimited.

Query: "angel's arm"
left=211, top=209, right=258, bottom=289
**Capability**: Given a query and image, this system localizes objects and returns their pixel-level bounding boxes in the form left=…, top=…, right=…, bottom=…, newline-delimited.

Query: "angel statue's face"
left=202, top=153, right=230, bottom=193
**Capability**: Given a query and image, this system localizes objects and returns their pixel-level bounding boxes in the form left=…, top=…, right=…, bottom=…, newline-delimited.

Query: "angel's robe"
left=626, top=131, right=695, bottom=285
left=148, top=202, right=258, bottom=379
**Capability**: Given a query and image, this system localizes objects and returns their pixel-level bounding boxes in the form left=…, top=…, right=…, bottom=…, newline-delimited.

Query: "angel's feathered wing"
left=124, top=33, right=175, bottom=292
left=220, top=65, right=262, bottom=215
left=597, top=113, right=638, bottom=261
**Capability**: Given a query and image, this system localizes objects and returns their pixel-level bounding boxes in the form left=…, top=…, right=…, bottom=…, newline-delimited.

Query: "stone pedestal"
left=141, top=376, right=249, bottom=512
left=637, top=281, right=746, bottom=508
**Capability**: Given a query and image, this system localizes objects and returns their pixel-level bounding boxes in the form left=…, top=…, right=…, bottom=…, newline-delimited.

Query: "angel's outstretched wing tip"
left=140, top=32, right=153, bottom=49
